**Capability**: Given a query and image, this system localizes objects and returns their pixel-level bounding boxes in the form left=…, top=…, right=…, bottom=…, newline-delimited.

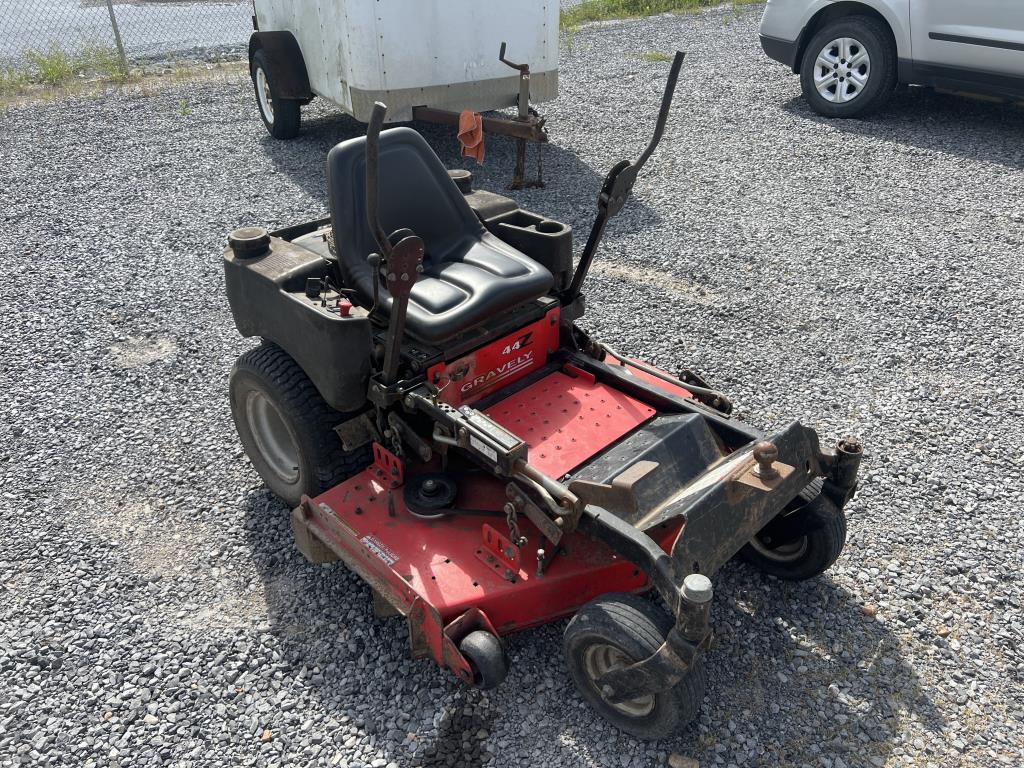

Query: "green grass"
left=1, top=42, right=127, bottom=96
left=177, top=98, right=193, bottom=117
left=0, top=66, right=31, bottom=94
left=640, top=50, right=673, bottom=62
left=79, top=43, right=127, bottom=80
left=561, top=0, right=761, bottom=29
left=24, top=45, right=76, bottom=85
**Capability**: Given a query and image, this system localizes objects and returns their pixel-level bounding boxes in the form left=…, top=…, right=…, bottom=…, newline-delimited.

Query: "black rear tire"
left=229, top=343, right=369, bottom=507
left=459, top=631, right=509, bottom=690
left=250, top=48, right=301, bottom=139
left=799, top=15, right=897, bottom=118
left=563, top=593, right=706, bottom=740
left=739, top=492, right=848, bottom=581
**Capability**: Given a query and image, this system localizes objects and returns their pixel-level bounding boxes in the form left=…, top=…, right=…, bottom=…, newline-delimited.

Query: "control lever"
left=364, top=101, right=424, bottom=385
left=565, top=51, right=686, bottom=302
left=365, top=102, right=392, bottom=259
left=380, top=234, right=424, bottom=385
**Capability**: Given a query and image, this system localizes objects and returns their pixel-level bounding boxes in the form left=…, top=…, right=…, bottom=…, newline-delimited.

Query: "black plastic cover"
left=223, top=237, right=372, bottom=413
left=571, top=414, right=725, bottom=529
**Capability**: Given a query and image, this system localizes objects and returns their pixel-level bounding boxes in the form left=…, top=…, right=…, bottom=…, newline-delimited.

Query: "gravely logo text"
left=460, top=352, right=535, bottom=393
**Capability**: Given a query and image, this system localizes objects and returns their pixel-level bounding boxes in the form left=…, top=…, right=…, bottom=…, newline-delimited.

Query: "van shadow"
left=257, top=108, right=661, bottom=236
left=680, top=563, right=946, bottom=766
left=242, top=486, right=943, bottom=767
left=781, top=86, right=1024, bottom=170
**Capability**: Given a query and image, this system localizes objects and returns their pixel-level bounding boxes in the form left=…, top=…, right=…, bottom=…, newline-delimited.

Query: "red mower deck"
left=297, top=368, right=681, bottom=636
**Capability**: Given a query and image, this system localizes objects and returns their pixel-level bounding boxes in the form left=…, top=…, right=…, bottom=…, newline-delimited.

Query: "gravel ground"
left=3, top=5, right=1024, bottom=768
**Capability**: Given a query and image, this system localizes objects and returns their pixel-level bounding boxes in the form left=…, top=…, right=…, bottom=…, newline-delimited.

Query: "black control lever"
left=363, top=101, right=424, bottom=384
left=565, top=51, right=685, bottom=303
left=365, top=102, right=392, bottom=260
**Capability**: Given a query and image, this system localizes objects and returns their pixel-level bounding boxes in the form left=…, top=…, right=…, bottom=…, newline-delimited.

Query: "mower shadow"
left=257, top=108, right=662, bottom=237
left=676, top=563, right=946, bottom=766
left=781, top=87, right=1024, bottom=170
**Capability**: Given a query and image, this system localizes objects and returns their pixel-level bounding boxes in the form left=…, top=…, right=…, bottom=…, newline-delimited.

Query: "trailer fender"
left=249, top=32, right=313, bottom=101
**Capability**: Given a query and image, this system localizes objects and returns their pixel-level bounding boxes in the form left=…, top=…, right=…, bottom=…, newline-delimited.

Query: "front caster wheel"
left=740, top=493, right=847, bottom=581
left=459, top=631, right=509, bottom=690
left=563, top=593, right=706, bottom=740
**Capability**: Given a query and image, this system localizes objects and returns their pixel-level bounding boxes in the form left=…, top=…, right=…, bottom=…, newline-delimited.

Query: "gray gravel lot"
left=3, top=5, right=1024, bottom=767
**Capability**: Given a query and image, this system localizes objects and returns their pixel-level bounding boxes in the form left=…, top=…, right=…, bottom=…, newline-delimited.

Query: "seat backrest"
left=327, top=127, right=485, bottom=306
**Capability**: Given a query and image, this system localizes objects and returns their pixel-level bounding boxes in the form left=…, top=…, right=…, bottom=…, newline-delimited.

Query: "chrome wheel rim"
left=245, top=391, right=299, bottom=483
left=748, top=533, right=809, bottom=563
left=813, top=37, right=870, bottom=103
left=583, top=643, right=655, bottom=717
left=255, top=66, right=274, bottom=124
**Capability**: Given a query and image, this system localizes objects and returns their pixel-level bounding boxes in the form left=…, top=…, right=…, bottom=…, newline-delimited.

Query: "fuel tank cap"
left=228, top=227, right=270, bottom=258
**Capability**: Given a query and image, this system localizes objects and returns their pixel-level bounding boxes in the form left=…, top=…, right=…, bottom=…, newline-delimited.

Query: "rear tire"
left=563, top=593, right=706, bottom=739
left=229, top=343, right=369, bottom=507
left=799, top=15, right=897, bottom=118
left=250, top=49, right=301, bottom=139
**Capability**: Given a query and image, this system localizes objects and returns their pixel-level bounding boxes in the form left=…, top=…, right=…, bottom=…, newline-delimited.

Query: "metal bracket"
left=475, top=523, right=520, bottom=582
left=505, top=483, right=563, bottom=545
left=568, top=460, right=658, bottom=516
left=372, top=442, right=404, bottom=488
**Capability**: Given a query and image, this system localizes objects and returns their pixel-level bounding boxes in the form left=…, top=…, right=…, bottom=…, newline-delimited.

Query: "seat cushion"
left=327, top=127, right=553, bottom=345
left=403, top=232, right=552, bottom=343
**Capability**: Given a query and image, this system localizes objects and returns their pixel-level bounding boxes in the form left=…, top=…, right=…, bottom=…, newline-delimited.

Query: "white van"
left=759, top=0, right=1024, bottom=116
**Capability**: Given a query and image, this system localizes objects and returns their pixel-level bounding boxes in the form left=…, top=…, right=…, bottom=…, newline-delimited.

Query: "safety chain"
left=504, top=502, right=528, bottom=548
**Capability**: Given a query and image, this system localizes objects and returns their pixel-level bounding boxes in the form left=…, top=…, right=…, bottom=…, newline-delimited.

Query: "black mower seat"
left=327, top=127, right=553, bottom=345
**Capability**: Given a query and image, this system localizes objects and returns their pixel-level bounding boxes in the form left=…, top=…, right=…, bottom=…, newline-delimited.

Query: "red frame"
left=296, top=332, right=695, bottom=680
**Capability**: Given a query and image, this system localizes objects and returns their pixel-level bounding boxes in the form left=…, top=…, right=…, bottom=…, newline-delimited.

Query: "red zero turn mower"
left=223, top=53, right=863, bottom=738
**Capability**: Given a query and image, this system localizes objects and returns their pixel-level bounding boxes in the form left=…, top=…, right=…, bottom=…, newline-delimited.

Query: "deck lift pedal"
left=223, top=53, right=863, bottom=738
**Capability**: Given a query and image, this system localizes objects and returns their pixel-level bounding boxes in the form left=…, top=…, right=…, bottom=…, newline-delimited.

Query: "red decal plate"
left=427, top=307, right=560, bottom=406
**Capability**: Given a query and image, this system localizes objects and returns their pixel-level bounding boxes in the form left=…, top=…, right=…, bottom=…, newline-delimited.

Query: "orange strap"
left=457, top=110, right=485, bottom=164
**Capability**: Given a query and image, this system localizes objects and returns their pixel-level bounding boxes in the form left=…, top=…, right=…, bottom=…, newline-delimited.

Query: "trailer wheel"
left=459, top=631, right=509, bottom=690
left=229, top=343, right=369, bottom=507
left=740, top=492, right=847, bottom=581
left=563, top=593, right=705, bottom=739
left=250, top=49, right=301, bottom=139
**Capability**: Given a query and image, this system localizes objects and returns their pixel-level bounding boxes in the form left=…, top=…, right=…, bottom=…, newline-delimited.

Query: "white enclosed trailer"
left=247, top=0, right=558, bottom=185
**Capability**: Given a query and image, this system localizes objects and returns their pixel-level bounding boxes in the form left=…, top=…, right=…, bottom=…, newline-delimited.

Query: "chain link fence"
left=1, top=0, right=254, bottom=81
